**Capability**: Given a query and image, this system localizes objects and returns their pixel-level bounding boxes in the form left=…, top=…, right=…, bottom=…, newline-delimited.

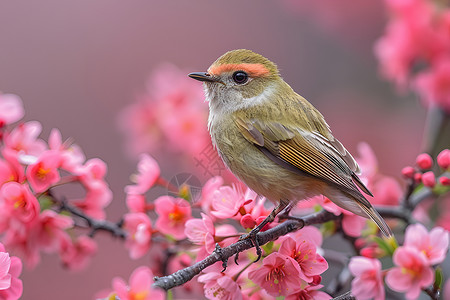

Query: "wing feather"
left=235, top=117, right=372, bottom=206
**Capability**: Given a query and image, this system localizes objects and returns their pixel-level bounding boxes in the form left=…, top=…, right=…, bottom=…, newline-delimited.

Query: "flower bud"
left=439, top=176, right=450, bottom=186
left=311, top=275, right=322, bottom=286
left=401, top=166, right=415, bottom=179
left=422, top=171, right=436, bottom=188
left=437, top=149, right=450, bottom=169
left=414, top=172, right=422, bottom=183
left=240, top=214, right=256, bottom=229
left=416, top=153, right=433, bottom=170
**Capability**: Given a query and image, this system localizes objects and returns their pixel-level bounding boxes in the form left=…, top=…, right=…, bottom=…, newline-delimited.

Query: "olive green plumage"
left=189, top=49, right=393, bottom=237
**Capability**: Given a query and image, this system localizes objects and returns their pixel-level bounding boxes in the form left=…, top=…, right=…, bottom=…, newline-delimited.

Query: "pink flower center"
left=266, top=265, right=286, bottom=285
left=129, top=290, right=149, bottom=300
left=13, top=195, right=26, bottom=209
left=37, top=166, right=51, bottom=179
left=169, top=207, right=184, bottom=223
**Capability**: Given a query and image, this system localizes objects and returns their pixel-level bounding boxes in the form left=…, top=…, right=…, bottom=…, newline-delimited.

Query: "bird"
left=188, top=49, right=392, bottom=259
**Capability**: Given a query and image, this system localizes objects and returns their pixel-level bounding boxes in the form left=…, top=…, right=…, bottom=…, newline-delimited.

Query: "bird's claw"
left=238, top=230, right=262, bottom=263
left=213, top=243, right=228, bottom=272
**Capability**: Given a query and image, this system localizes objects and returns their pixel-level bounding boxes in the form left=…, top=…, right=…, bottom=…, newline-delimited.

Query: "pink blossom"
left=0, top=182, right=39, bottom=224
left=125, top=154, right=160, bottom=195
left=248, top=252, right=303, bottom=297
left=34, top=210, right=73, bottom=253
left=401, top=166, right=415, bottom=179
left=0, top=252, right=11, bottom=290
left=0, top=93, right=24, bottom=126
left=48, top=128, right=85, bottom=173
left=437, top=149, right=450, bottom=169
left=112, top=266, right=165, bottom=300
left=278, top=237, right=328, bottom=283
left=73, top=158, right=112, bottom=219
left=416, top=153, right=433, bottom=170
left=155, top=196, right=191, bottom=239
left=123, top=213, right=152, bottom=259
left=0, top=149, right=25, bottom=184
left=185, top=213, right=215, bottom=258
left=211, top=186, right=251, bottom=219
left=421, top=171, right=436, bottom=188
left=284, top=284, right=331, bottom=300
left=126, top=193, right=147, bottom=213
left=59, top=235, right=97, bottom=271
left=440, top=176, right=450, bottom=186
left=198, top=265, right=243, bottom=300
left=3, top=121, right=47, bottom=157
left=386, top=246, right=434, bottom=300
left=349, top=256, right=384, bottom=300
left=26, top=150, right=61, bottom=193
left=403, top=223, right=449, bottom=265
left=0, top=159, right=18, bottom=186
left=414, top=57, right=450, bottom=112
left=375, top=20, right=416, bottom=89
left=73, top=182, right=112, bottom=220
left=117, top=64, right=209, bottom=157
left=286, top=226, right=323, bottom=248
left=371, top=176, right=401, bottom=206
left=198, top=176, right=224, bottom=214
left=0, top=243, right=22, bottom=300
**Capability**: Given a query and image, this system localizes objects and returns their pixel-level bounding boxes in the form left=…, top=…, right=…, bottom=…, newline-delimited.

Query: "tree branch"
left=152, top=210, right=337, bottom=290
left=59, top=200, right=127, bottom=239
left=332, top=291, right=356, bottom=300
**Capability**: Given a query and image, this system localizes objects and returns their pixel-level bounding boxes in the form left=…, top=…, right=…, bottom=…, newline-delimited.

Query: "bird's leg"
left=237, top=199, right=289, bottom=263
left=277, top=201, right=296, bottom=221
left=213, top=243, right=228, bottom=272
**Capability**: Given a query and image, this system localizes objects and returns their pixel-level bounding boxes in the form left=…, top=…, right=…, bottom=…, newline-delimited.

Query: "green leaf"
left=372, top=236, right=396, bottom=256
left=38, top=195, right=54, bottom=211
left=261, top=241, right=274, bottom=254
left=434, top=267, right=443, bottom=290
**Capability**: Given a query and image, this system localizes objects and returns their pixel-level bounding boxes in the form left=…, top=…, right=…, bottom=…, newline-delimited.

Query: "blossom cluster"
left=117, top=64, right=211, bottom=158
left=0, top=92, right=110, bottom=272
left=350, top=223, right=449, bottom=300
left=98, top=139, right=450, bottom=300
left=376, top=0, right=450, bottom=111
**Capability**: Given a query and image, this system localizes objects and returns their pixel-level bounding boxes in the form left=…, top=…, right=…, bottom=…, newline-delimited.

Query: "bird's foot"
left=213, top=243, right=228, bottom=272
left=237, top=228, right=262, bottom=264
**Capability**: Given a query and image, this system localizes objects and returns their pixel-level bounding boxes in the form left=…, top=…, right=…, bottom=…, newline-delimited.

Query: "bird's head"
left=189, top=49, right=282, bottom=112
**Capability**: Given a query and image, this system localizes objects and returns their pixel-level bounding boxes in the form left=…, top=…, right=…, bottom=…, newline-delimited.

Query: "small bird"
left=189, top=49, right=392, bottom=257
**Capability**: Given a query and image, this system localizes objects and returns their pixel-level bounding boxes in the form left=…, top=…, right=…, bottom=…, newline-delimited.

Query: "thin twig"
left=59, top=200, right=127, bottom=238
left=152, top=210, right=337, bottom=290
left=332, top=291, right=356, bottom=300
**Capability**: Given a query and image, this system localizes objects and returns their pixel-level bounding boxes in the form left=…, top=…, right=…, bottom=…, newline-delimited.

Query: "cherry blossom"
left=403, top=223, right=449, bottom=265
left=0, top=93, right=24, bottom=127
left=154, top=196, right=191, bottom=239
left=278, top=237, right=328, bottom=283
left=385, top=246, right=434, bottom=300
left=248, top=252, right=303, bottom=297
left=349, top=256, right=384, bottom=300
left=111, top=266, right=165, bottom=300
left=123, top=213, right=153, bottom=259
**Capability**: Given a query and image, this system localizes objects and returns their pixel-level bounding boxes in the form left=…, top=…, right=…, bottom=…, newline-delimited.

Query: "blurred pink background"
left=0, top=1, right=426, bottom=299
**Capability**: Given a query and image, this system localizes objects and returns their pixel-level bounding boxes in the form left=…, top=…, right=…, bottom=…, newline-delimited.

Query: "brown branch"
left=59, top=199, right=127, bottom=238
left=332, top=291, right=356, bottom=300
left=152, top=210, right=337, bottom=291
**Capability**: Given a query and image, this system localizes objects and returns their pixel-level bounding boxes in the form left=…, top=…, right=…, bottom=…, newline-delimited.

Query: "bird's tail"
left=358, top=203, right=393, bottom=237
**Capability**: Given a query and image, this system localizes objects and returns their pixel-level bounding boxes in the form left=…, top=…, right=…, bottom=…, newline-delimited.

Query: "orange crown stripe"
left=208, top=63, right=270, bottom=77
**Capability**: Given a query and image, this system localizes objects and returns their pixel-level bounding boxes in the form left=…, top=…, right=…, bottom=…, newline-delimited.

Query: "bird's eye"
left=232, top=71, right=248, bottom=84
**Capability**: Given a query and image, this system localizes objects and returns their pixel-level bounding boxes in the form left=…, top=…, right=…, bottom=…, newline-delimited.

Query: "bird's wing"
left=235, top=117, right=393, bottom=237
left=234, top=117, right=372, bottom=204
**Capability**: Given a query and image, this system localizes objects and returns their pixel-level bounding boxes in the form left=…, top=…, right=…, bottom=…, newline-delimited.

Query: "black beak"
left=188, top=72, right=220, bottom=83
